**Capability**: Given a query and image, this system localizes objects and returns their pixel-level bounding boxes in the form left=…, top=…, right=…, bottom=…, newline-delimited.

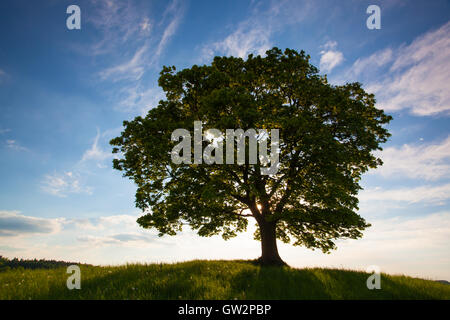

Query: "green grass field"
left=0, top=260, right=448, bottom=300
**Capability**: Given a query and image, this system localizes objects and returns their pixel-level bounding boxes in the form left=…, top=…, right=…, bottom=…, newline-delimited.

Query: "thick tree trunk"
left=256, top=220, right=286, bottom=266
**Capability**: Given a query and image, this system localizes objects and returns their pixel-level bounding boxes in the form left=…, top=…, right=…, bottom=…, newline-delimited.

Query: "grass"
left=0, top=260, right=449, bottom=300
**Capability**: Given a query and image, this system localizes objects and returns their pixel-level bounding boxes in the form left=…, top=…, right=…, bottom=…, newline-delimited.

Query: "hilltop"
left=0, top=259, right=448, bottom=300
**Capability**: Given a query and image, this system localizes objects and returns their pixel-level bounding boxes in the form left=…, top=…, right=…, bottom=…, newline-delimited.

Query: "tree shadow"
left=228, top=266, right=332, bottom=299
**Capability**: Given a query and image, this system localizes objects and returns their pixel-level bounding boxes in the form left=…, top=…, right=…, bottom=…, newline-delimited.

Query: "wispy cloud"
left=373, top=136, right=450, bottom=180
left=359, top=184, right=450, bottom=205
left=200, top=0, right=315, bottom=60
left=116, top=84, right=165, bottom=114
left=362, top=212, right=450, bottom=253
left=41, top=129, right=113, bottom=197
left=93, top=0, right=184, bottom=76
left=154, top=0, right=184, bottom=60
left=68, top=214, right=139, bottom=232
left=5, top=139, right=28, bottom=152
left=41, top=171, right=93, bottom=197
left=91, top=0, right=184, bottom=113
left=81, top=129, right=112, bottom=166
left=377, top=21, right=450, bottom=115
left=99, top=45, right=148, bottom=82
left=84, top=0, right=152, bottom=56
left=76, top=233, right=158, bottom=246
left=344, top=21, right=450, bottom=116
left=347, top=48, right=393, bottom=78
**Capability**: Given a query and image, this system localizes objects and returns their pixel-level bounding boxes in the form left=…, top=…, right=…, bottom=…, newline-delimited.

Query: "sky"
left=0, top=0, right=449, bottom=280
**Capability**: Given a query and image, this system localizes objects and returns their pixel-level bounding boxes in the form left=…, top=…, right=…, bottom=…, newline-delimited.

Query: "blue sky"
left=1, top=0, right=449, bottom=280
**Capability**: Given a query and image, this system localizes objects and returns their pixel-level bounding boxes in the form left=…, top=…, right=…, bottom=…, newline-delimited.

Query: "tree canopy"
left=110, top=47, right=392, bottom=265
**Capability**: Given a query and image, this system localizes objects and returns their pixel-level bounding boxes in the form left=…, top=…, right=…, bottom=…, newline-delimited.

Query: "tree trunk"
left=257, top=219, right=286, bottom=266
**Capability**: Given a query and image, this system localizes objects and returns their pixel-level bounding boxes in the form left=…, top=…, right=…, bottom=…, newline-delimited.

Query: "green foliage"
left=111, top=47, right=392, bottom=252
left=0, top=260, right=448, bottom=300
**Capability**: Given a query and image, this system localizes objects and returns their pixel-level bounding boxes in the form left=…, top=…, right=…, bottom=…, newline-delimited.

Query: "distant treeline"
left=0, top=256, right=88, bottom=271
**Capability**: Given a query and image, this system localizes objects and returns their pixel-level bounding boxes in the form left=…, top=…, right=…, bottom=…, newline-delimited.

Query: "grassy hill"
left=0, top=260, right=449, bottom=300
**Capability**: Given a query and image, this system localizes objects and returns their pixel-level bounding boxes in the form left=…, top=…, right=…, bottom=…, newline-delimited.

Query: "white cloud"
left=351, top=21, right=450, bottom=116
left=204, top=22, right=272, bottom=59
left=0, top=211, right=164, bottom=259
left=0, top=211, right=62, bottom=237
left=319, top=50, right=344, bottom=73
left=359, top=184, right=450, bottom=205
left=2, top=209, right=450, bottom=279
left=360, top=212, right=450, bottom=253
left=319, top=41, right=344, bottom=73
left=41, top=171, right=93, bottom=197
left=373, top=136, right=450, bottom=180
left=276, top=211, right=450, bottom=280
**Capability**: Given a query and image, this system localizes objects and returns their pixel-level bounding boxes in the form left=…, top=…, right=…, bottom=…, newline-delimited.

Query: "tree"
left=110, top=48, right=392, bottom=266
